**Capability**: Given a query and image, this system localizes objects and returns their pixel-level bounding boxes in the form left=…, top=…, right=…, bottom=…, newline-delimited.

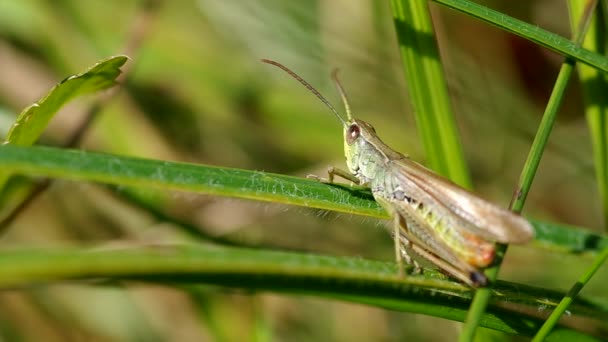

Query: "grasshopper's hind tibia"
left=404, top=239, right=487, bottom=286
left=406, top=239, right=487, bottom=287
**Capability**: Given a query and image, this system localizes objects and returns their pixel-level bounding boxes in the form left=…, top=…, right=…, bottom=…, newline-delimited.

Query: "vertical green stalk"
left=570, top=0, right=608, bottom=230
left=460, top=2, right=597, bottom=341
left=530, top=1, right=607, bottom=340
left=508, top=60, right=578, bottom=214
left=460, top=62, right=575, bottom=342
left=389, top=0, right=471, bottom=188
left=532, top=247, right=608, bottom=340
left=252, top=295, right=273, bottom=342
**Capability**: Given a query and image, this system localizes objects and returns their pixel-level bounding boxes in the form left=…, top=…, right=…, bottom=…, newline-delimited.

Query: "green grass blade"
left=0, top=244, right=604, bottom=337
left=432, top=0, right=608, bottom=73
left=570, top=1, right=608, bottom=230
left=0, top=144, right=606, bottom=257
left=530, top=219, right=608, bottom=255
left=4, top=55, right=128, bottom=146
left=532, top=247, right=608, bottom=341
left=531, top=2, right=608, bottom=339
left=0, top=144, right=385, bottom=218
left=389, top=0, right=471, bottom=187
left=0, top=55, right=128, bottom=191
left=460, top=4, right=597, bottom=340
left=509, top=62, right=577, bottom=213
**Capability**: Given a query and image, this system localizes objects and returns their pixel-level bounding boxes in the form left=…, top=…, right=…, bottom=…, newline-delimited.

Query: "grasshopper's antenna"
left=261, top=59, right=347, bottom=126
left=331, top=69, right=353, bottom=121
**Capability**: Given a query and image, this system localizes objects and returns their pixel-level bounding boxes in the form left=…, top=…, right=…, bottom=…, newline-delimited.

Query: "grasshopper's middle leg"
left=308, top=166, right=361, bottom=185
left=393, top=214, right=421, bottom=277
left=393, top=215, right=404, bottom=277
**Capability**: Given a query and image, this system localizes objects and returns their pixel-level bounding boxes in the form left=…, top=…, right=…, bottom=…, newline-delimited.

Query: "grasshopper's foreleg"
left=308, top=166, right=361, bottom=185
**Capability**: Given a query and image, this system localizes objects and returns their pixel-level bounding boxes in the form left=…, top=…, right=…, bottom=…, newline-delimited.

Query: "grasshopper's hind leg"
left=393, top=214, right=420, bottom=277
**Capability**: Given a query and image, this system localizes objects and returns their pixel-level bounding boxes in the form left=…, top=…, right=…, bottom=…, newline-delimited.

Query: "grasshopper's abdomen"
left=406, top=199, right=495, bottom=268
left=370, top=164, right=496, bottom=274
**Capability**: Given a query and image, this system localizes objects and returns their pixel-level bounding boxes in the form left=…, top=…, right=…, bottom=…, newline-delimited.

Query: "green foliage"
left=1, top=144, right=606, bottom=256
left=433, top=0, right=608, bottom=72
left=390, top=0, right=470, bottom=187
left=0, top=56, right=127, bottom=189
left=0, top=0, right=607, bottom=340
left=4, top=56, right=127, bottom=146
left=0, top=244, right=604, bottom=337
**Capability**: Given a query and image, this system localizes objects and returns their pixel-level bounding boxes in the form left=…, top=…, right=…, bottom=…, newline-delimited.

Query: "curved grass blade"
left=0, top=244, right=604, bottom=338
left=0, top=55, right=128, bottom=192
left=432, top=0, right=608, bottom=73
left=0, top=144, right=606, bottom=257
left=4, top=55, right=128, bottom=146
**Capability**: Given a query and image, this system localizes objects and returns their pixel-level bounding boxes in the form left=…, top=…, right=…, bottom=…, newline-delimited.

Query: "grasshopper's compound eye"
left=346, top=124, right=360, bottom=145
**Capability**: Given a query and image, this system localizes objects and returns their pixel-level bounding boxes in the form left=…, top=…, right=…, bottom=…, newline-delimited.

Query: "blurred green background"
left=0, top=0, right=605, bottom=340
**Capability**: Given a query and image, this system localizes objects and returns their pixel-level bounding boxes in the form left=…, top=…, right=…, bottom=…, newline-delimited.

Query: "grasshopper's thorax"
left=344, top=119, right=405, bottom=185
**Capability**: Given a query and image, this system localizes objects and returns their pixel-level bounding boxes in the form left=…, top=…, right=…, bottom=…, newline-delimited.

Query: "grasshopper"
left=262, top=59, right=534, bottom=287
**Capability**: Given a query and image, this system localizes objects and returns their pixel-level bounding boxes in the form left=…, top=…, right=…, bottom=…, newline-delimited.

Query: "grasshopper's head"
left=326, top=69, right=384, bottom=176
left=342, top=118, right=378, bottom=175
left=261, top=59, right=376, bottom=175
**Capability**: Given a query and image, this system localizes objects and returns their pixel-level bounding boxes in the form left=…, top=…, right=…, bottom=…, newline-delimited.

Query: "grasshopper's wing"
left=392, top=158, right=534, bottom=244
